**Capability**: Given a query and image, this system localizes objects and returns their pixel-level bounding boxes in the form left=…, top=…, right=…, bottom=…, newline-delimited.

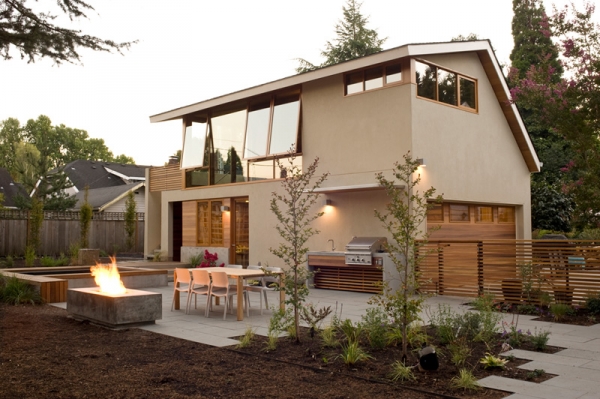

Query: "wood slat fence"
left=0, top=210, right=145, bottom=256
left=417, top=240, right=600, bottom=304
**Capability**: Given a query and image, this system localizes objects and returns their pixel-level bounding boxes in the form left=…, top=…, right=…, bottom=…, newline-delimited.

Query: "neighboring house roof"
left=149, top=40, right=540, bottom=173
left=63, top=160, right=149, bottom=192
left=71, top=182, right=145, bottom=212
left=0, top=168, right=27, bottom=208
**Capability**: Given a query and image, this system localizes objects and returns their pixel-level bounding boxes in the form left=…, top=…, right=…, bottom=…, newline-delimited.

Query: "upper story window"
left=345, top=62, right=403, bottom=96
left=182, top=89, right=302, bottom=188
left=415, top=60, right=477, bottom=111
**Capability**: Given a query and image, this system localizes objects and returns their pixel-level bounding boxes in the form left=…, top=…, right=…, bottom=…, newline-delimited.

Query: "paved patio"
left=53, top=283, right=600, bottom=399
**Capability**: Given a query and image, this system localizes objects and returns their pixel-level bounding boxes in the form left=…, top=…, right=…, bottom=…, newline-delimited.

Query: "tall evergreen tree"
left=509, top=0, right=574, bottom=232
left=296, top=0, right=386, bottom=73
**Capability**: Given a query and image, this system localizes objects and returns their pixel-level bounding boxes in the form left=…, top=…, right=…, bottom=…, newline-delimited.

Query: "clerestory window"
left=415, top=60, right=477, bottom=111
left=344, top=62, right=403, bottom=96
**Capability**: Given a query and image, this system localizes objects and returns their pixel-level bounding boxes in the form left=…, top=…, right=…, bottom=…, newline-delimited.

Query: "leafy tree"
left=509, top=0, right=573, bottom=231
left=269, top=155, right=329, bottom=343
left=452, top=33, right=482, bottom=41
left=0, top=0, right=134, bottom=64
left=124, top=190, right=136, bottom=251
left=79, top=186, right=92, bottom=248
left=510, top=2, right=600, bottom=228
left=369, top=152, right=441, bottom=362
left=112, top=154, right=135, bottom=164
left=296, top=0, right=386, bottom=73
left=0, top=118, right=23, bottom=177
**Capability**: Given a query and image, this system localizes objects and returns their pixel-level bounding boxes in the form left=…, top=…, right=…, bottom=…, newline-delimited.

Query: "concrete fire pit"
left=67, top=287, right=162, bottom=329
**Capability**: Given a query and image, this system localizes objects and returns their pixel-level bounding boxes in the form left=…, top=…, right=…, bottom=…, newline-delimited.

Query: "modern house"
left=145, top=40, right=539, bottom=269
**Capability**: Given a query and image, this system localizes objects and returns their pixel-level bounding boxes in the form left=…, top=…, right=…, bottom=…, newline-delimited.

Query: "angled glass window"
left=415, top=61, right=436, bottom=100
left=244, top=101, right=270, bottom=159
left=211, top=110, right=247, bottom=185
left=181, top=122, right=208, bottom=169
left=269, top=94, right=300, bottom=155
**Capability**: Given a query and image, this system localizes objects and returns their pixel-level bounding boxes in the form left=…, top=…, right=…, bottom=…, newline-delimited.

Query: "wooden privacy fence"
left=417, top=240, right=600, bottom=304
left=0, top=210, right=145, bottom=256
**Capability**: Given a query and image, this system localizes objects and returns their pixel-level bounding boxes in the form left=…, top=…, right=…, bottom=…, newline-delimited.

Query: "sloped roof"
left=0, top=168, right=28, bottom=208
left=149, top=40, right=540, bottom=173
left=71, top=182, right=145, bottom=211
left=63, top=160, right=149, bottom=191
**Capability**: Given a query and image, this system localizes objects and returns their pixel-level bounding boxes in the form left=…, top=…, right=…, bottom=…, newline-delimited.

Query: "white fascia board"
left=104, top=167, right=146, bottom=182
left=98, top=182, right=145, bottom=212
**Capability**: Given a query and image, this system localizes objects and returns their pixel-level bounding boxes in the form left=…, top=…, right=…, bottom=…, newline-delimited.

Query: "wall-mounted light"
left=220, top=206, right=230, bottom=212
left=416, top=158, right=426, bottom=167
left=325, top=199, right=333, bottom=207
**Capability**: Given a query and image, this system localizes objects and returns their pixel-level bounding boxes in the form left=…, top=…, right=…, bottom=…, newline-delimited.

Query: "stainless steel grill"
left=344, top=237, right=387, bottom=265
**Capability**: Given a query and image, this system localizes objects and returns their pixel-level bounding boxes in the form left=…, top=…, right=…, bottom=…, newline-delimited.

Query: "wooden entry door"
left=230, top=198, right=249, bottom=266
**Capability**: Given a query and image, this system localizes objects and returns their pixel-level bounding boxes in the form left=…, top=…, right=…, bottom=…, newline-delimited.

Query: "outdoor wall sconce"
left=325, top=199, right=333, bottom=207
left=416, top=158, right=426, bottom=167
left=220, top=206, right=230, bottom=212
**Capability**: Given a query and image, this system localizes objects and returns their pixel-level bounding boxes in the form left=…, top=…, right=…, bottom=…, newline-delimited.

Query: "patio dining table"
left=173, top=267, right=285, bottom=321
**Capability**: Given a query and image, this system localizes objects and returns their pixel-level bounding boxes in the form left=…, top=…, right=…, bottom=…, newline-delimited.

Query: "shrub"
left=480, top=353, right=508, bottom=369
left=530, top=328, right=551, bottom=351
left=389, top=360, right=416, bottom=382
left=339, top=318, right=362, bottom=344
left=526, top=369, right=546, bottom=380
left=428, top=304, right=459, bottom=345
left=1, top=276, right=42, bottom=305
left=585, top=294, right=600, bottom=315
left=25, top=245, right=36, bottom=266
left=69, top=242, right=81, bottom=265
left=264, top=332, right=278, bottom=352
left=40, top=254, right=70, bottom=267
left=501, top=321, right=527, bottom=348
left=338, top=341, right=373, bottom=366
left=188, top=253, right=203, bottom=268
left=406, top=323, right=429, bottom=348
left=5, top=255, right=14, bottom=267
left=473, top=310, right=501, bottom=346
left=448, top=339, right=472, bottom=367
left=549, top=303, right=572, bottom=321
left=471, top=291, right=495, bottom=312
left=450, top=369, right=480, bottom=391
left=320, top=325, right=339, bottom=348
left=361, top=308, right=388, bottom=349
left=237, top=326, right=255, bottom=349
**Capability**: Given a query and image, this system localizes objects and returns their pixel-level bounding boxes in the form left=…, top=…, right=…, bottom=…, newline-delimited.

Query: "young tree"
left=370, top=152, right=441, bottom=362
left=0, top=0, right=134, bottom=64
left=510, top=2, right=600, bottom=228
left=124, top=190, right=137, bottom=251
left=296, top=0, right=386, bottom=73
left=269, top=155, right=329, bottom=343
left=79, top=186, right=92, bottom=248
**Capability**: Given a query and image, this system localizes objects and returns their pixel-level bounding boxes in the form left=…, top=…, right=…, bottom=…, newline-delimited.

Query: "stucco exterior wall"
left=410, top=53, right=532, bottom=238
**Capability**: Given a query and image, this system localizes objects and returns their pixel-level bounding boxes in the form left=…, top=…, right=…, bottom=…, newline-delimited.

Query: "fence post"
left=437, top=243, right=444, bottom=295
left=477, top=241, right=484, bottom=295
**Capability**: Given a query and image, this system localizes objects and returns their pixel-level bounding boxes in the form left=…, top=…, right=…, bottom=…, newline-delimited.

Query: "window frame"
left=344, top=61, right=404, bottom=96
left=197, top=199, right=224, bottom=246
left=414, top=59, right=478, bottom=113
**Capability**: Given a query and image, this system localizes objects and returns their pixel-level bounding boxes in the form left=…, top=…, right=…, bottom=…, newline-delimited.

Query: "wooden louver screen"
left=150, top=165, right=181, bottom=192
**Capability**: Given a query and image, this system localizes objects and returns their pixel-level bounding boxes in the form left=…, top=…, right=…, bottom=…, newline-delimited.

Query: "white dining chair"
left=188, top=269, right=211, bottom=316
left=206, top=271, right=249, bottom=319
left=244, top=265, right=269, bottom=315
left=171, top=268, right=192, bottom=314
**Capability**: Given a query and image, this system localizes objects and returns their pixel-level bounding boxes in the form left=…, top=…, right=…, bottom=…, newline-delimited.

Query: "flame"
left=90, top=256, right=126, bottom=295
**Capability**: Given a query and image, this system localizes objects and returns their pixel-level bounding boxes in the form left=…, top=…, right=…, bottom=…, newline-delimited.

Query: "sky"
left=0, top=0, right=587, bottom=166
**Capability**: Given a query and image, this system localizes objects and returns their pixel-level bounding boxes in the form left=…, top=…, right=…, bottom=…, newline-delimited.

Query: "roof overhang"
left=149, top=40, right=540, bottom=173
left=98, top=182, right=145, bottom=212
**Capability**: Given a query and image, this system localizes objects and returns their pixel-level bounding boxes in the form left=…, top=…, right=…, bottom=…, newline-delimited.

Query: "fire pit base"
left=67, top=287, right=162, bottom=329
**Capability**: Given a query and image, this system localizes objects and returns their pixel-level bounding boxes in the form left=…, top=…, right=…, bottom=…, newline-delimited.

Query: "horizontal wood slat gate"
left=417, top=240, right=600, bottom=304
left=309, top=255, right=382, bottom=294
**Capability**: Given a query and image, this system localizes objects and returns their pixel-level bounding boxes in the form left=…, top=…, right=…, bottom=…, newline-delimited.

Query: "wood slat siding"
left=181, top=201, right=197, bottom=246
left=417, top=240, right=600, bottom=304
left=309, top=255, right=382, bottom=293
left=149, top=165, right=181, bottom=192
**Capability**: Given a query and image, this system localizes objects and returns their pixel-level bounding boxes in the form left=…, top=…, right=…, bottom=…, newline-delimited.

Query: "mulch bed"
left=0, top=303, right=462, bottom=399
left=0, top=303, right=566, bottom=399
left=235, top=326, right=558, bottom=399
